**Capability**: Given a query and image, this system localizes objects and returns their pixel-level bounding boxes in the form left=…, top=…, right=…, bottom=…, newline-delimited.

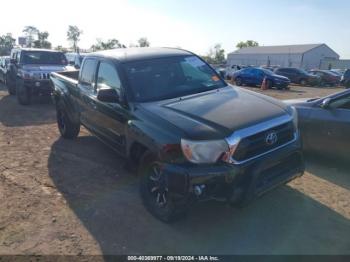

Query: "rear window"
left=21, top=51, right=67, bottom=65
left=80, top=59, right=97, bottom=85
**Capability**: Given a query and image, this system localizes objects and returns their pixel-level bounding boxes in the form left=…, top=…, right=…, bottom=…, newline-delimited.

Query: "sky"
left=1, top=0, right=350, bottom=58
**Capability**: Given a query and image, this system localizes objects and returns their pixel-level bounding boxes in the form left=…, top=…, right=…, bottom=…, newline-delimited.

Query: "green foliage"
left=138, top=37, right=150, bottom=47
left=202, top=43, right=226, bottom=64
left=236, top=40, right=259, bottom=49
left=23, top=26, right=39, bottom=47
left=67, top=25, right=83, bottom=52
left=91, top=39, right=125, bottom=51
left=0, top=33, right=16, bottom=55
left=54, top=46, right=69, bottom=53
left=33, top=31, right=52, bottom=49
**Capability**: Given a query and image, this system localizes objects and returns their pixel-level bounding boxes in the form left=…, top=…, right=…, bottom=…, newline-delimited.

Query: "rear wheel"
left=299, top=79, right=307, bottom=86
left=139, top=151, right=188, bottom=222
left=16, top=79, right=30, bottom=105
left=235, top=77, right=243, bottom=86
left=56, top=102, right=80, bottom=139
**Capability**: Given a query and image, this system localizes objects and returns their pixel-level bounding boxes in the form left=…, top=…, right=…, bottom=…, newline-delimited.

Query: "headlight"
left=181, top=139, right=229, bottom=164
left=289, top=106, right=298, bottom=130
left=18, top=70, right=31, bottom=79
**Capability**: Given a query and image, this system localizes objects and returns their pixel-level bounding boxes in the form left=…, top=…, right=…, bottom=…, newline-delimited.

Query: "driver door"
left=93, top=61, right=129, bottom=155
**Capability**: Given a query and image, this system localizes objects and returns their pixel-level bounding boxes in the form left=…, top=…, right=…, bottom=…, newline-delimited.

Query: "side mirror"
left=320, top=98, right=331, bottom=109
left=97, top=86, right=119, bottom=103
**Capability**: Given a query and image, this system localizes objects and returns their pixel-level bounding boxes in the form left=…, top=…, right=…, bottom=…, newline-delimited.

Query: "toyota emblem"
left=265, top=131, right=278, bottom=146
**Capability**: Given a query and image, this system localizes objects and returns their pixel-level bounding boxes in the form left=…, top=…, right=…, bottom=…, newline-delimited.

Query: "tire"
left=6, top=75, right=16, bottom=95
left=16, top=79, right=31, bottom=105
left=139, top=151, right=188, bottom=222
left=56, top=102, right=80, bottom=139
left=235, top=77, right=243, bottom=86
left=299, top=79, right=307, bottom=86
left=266, top=79, right=273, bottom=89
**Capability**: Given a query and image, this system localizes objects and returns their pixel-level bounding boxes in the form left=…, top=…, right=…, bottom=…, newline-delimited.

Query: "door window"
left=97, top=62, right=121, bottom=95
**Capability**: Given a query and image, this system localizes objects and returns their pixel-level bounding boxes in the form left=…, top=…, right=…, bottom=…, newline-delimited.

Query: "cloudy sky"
left=1, top=0, right=350, bottom=57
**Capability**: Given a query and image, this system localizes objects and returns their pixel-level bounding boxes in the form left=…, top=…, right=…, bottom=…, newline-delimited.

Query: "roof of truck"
left=88, top=47, right=193, bottom=62
left=13, top=48, right=63, bottom=53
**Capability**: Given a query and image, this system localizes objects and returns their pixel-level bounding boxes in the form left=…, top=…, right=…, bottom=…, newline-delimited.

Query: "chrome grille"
left=40, top=73, right=50, bottom=79
left=226, top=115, right=297, bottom=164
left=233, top=121, right=295, bottom=161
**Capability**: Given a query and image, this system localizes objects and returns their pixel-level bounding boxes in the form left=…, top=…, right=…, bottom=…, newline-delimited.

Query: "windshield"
left=123, top=55, right=227, bottom=102
left=21, top=51, right=68, bottom=65
left=297, top=68, right=309, bottom=74
left=261, top=68, right=274, bottom=75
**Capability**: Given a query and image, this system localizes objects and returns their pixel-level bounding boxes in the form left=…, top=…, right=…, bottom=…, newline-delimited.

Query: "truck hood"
left=139, top=86, right=290, bottom=140
left=22, top=64, right=74, bottom=72
left=283, top=97, right=321, bottom=106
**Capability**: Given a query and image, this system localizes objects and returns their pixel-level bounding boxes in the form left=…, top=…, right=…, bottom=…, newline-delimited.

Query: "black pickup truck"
left=51, top=48, right=304, bottom=222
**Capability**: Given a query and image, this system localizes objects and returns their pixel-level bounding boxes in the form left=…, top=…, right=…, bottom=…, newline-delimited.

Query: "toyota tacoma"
left=50, top=48, right=304, bottom=222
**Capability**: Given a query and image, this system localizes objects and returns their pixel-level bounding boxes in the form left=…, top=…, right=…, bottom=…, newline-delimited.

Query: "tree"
left=202, top=43, right=226, bottom=64
left=67, top=25, right=83, bottom=52
left=236, top=40, right=259, bottom=49
left=138, top=37, right=150, bottom=47
left=0, top=33, right=16, bottom=55
left=33, top=31, right=52, bottom=49
left=54, top=45, right=68, bottom=53
left=91, top=38, right=124, bottom=51
left=23, top=26, right=39, bottom=47
left=213, top=44, right=225, bottom=64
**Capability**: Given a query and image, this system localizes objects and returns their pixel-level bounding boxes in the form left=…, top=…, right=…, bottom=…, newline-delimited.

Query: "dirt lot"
left=0, top=83, right=349, bottom=255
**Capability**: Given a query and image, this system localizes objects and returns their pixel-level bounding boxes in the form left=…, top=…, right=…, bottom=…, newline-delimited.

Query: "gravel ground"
left=0, top=82, right=349, bottom=255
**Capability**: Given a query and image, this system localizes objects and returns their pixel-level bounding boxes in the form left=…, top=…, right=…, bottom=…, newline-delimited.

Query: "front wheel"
left=7, top=75, right=16, bottom=95
left=266, top=79, right=273, bottom=89
left=139, top=152, right=188, bottom=222
left=56, top=103, right=80, bottom=139
left=16, top=79, right=30, bottom=105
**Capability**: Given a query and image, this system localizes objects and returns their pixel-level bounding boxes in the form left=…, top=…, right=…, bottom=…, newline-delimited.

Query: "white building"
left=227, top=44, right=339, bottom=70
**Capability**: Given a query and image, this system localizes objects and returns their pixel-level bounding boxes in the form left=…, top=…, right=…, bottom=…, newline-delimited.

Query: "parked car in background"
left=274, top=67, right=320, bottom=86
left=309, top=69, right=340, bottom=86
left=0, top=56, right=10, bottom=84
left=340, top=69, right=350, bottom=88
left=260, top=65, right=280, bottom=72
left=51, top=48, right=304, bottom=222
left=7, top=48, right=72, bottom=104
left=232, top=67, right=291, bottom=89
left=284, top=89, right=350, bottom=161
left=330, top=69, right=345, bottom=77
left=65, top=52, right=88, bottom=69
left=215, top=67, right=226, bottom=78
left=225, top=64, right=242, bottom=79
